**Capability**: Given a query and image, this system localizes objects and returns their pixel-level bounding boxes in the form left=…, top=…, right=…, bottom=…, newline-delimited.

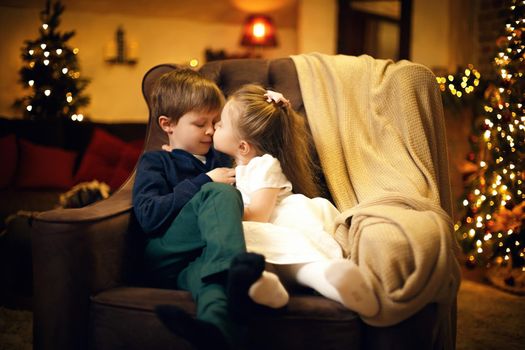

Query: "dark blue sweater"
left=132, top=148, right=231, bottom=235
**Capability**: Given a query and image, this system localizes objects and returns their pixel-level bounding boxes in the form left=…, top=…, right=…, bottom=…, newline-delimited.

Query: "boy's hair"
left=151, top=68, right=224, bottom=123
left=231, top=84, right=320, bottom=198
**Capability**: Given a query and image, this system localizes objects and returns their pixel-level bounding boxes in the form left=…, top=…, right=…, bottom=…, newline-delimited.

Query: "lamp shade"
left=240, top=15, right=278, bottom=47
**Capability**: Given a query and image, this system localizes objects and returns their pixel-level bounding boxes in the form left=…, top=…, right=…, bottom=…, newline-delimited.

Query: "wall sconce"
left=240, top=15, right=278, bottom=48
left=104, top=26, right=138, bottom=65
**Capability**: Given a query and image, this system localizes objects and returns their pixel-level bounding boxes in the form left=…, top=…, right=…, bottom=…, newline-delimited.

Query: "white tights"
left=249, top=259, right=379, bottom=317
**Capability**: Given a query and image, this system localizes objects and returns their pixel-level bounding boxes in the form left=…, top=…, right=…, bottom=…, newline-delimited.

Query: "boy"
left=132, top=68, right=266, bottom=350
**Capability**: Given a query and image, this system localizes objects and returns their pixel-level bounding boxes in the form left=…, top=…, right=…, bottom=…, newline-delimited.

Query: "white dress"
left=237, top=154, right=343, bottom=264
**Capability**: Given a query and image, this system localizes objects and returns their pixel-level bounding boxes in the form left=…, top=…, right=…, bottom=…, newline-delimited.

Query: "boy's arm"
left=132, top=152, right=211, bottom=233
left=243, top=187, right=280, bottom=222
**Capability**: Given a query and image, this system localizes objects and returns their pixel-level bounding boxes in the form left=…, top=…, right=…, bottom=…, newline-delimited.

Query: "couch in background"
left=0, top=118, right=146, bottom=306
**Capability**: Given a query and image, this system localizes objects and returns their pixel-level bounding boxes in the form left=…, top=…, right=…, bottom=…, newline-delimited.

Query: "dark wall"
left=0, top=117, right=146, bottom=154
left=477, top=0, right=510, bottom=76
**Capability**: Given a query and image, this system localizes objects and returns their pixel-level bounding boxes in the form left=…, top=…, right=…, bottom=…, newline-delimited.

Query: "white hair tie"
left=264, top=90, right=290, bottom=107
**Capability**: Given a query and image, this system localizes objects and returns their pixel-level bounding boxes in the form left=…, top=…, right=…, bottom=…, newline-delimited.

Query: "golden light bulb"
left=189, top=58, right=199, bottom=68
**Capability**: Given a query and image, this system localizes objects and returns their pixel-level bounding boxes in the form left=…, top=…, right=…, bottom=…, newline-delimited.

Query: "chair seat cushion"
left=90, top=286, right=362, bottom=350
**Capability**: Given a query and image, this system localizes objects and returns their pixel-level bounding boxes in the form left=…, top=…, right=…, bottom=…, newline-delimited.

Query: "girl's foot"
left=325, top=260, right=379, bottom=317
left=248, top=271, right=289, bottom=308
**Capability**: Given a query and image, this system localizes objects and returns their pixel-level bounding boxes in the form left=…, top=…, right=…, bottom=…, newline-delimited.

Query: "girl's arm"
left=243, top=187, right=280, bottom=222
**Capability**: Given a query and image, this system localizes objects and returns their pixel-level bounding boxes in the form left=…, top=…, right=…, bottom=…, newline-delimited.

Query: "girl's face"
left=213, top=100, right=242, bottom=157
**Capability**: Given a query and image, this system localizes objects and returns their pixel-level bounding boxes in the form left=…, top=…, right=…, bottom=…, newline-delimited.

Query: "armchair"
left=32, top=57, right=454, bottom=350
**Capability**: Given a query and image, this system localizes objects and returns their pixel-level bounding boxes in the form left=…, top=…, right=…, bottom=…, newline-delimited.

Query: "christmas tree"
left=455, top=0, right=524, bottom=292
left=13, top=0, right=89, bottom=121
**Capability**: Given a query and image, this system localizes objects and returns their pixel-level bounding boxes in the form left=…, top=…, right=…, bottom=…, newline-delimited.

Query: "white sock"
left=324, top=260, right=379, bottom=317
left=287, top=260, right=379, bottom=317
left=248, top=271, right=289, bottom=308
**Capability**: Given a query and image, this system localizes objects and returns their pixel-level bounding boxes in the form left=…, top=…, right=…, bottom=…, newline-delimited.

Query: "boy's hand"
left=207, top=167, right=235, bottom=184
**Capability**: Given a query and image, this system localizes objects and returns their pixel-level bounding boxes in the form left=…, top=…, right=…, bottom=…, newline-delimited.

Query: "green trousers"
left=144, top=182, right=245, bottom=346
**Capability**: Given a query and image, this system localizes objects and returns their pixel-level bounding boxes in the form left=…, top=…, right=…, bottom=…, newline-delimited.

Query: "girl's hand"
left=162, top=144, right=172, bottom=152
left=207, top=167, right=236, bottom=184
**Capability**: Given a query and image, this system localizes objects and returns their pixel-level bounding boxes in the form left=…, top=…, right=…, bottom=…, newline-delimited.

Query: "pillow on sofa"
left=75, top=128, right=143, bottom=190
left=16, top=139, right=77, bottom=190
left=108, top=145, right=142, bottom=190
left=0, top=134, right=17, bottom=188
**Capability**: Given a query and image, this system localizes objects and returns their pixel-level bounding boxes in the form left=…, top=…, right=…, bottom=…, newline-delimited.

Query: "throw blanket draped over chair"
left=291, top=53, right=461, bottom=348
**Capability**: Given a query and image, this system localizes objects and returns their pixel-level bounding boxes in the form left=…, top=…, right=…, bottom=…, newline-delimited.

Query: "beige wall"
left=411, top=0, right=450, bottom=70
left=297, top=0, right=337, bottom=54
left=0, top=6, right=297, bottom=123
left=0, top=1, right=457, bottom=123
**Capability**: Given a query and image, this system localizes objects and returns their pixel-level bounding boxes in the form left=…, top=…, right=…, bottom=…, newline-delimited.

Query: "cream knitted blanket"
left=291, top=53, right=461, bottom=346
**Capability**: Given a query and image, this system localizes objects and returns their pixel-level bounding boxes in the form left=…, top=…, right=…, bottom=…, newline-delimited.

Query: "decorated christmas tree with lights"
left=14, top=0, right=89, bottom=121
left=455, top=0, right=524, bottom=293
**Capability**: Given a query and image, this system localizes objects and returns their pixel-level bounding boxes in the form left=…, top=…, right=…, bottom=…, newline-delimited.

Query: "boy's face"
left=165, top=110, right=219, bottom=156
left=213, top=100, right=241, bottom=157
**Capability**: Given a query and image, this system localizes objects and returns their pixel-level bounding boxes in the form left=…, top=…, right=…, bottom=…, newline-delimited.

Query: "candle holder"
left=104, top=26, right=138, bottom=65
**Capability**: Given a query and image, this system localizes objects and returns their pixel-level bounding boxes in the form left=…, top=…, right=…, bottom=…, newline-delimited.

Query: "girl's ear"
left=158, top=115, right=173, bottom=134
left=238, top=140, right=252, bottom=156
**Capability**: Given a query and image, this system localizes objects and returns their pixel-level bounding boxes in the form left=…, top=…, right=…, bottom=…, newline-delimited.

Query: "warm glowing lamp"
left=240, top=15, right=278, bottom=47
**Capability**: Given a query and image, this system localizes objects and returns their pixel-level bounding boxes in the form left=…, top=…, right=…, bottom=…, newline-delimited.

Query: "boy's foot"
left=227, top=252, right=266, bottom=321
left=248, top=271, right=289, bottom=308
left=325, top=260, right=379, bottom=317
left=155, top=305, right=230, bottom=350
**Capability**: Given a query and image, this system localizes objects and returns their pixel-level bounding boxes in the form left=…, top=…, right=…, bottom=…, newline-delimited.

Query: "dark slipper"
left=226, top=252, right=267, bottom=321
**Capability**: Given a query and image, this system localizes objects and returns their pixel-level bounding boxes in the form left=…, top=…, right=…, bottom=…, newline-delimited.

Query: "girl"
left=213, top=84, right=379, bottom=317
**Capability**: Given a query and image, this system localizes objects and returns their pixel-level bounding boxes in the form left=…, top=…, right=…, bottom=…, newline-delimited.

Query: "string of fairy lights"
left=24, top=22, right=84, bottom=121
left=436, top=64, right=481, bottom=99
left=16, top=1, right=89, bottom=122
left=454, top=0, right=525, bottom=270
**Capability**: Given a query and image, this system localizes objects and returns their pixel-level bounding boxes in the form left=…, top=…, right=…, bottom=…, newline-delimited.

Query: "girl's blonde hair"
left=231, top=84, right=319, bottom=198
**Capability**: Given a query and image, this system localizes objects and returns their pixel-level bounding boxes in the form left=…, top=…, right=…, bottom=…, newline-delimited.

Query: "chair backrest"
left=141, top=58, right=304, bottom=151
left=139, top=58, right=331, bottom=198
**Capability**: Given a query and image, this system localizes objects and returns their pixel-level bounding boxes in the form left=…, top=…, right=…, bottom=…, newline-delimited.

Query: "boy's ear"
left=158, top=115, right=172, bottom=133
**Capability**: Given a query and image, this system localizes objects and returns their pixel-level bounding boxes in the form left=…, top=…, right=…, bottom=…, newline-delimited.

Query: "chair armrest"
left=31, top=187, right=143, bottom=350
left=35, top=186, right=132, bottom=222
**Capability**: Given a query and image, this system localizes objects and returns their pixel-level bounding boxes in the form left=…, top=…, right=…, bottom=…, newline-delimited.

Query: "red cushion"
left=16, top=139, right=77, bottom=189
left=108, top=144, right=142, bottom=190
left=75, top=128, right=143, bottom=190
left=0, top=134, right=18, bottom=188
left=74, top=128, right=127, bottom=185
